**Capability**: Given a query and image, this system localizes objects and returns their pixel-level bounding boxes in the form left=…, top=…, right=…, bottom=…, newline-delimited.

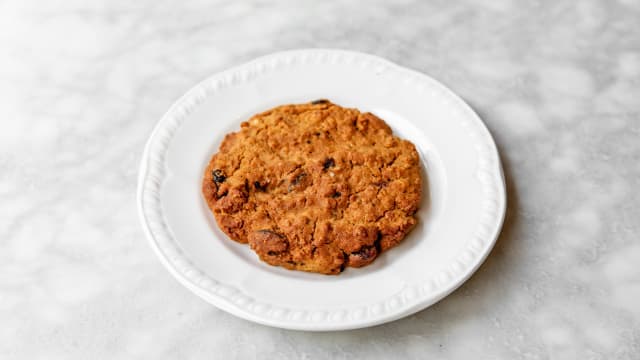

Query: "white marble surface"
left=1, top=0, right=639, bottom=358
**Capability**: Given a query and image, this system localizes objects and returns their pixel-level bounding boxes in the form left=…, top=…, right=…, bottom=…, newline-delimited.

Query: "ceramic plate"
left=137, top=49, right=506, bottom=331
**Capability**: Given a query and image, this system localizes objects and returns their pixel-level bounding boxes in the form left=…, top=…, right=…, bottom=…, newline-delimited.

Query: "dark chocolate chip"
left=311, top=99, right=329, bottom=104
left=374, top=232, right=382, bottom=252
left=288, top=171, right=309, bottom=192
left=346, top=246, right=378, bottom=269
left=212, top=169, right=226, bottom=184
left=254, top=181, right=267, bottom=192
left=331, top=191, right=341, bottom=198
left=351, top=246, right=377, bottom=261
left=322, top=158, right=335, bottom=170
left=294, top=173, right=306, bottom=184
left=340, top=251, right=348, bottom=272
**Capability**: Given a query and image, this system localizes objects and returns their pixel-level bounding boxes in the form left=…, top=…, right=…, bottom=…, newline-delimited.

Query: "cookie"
left=202, top=100, right=422, bottom=275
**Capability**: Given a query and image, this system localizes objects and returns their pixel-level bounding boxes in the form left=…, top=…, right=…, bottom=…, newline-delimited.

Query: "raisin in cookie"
left=202, top=100, right=422, bottom=275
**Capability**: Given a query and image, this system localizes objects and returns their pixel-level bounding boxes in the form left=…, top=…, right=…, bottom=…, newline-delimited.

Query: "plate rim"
left=137, top=48, right=506, bottom=331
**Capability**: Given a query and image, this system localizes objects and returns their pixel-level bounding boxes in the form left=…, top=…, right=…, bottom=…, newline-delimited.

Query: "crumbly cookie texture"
left=202, top=100, right=422, bottom=275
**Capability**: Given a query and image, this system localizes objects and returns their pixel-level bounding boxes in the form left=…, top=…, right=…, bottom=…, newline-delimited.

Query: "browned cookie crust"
left=202, top=100, right=422, bottom=275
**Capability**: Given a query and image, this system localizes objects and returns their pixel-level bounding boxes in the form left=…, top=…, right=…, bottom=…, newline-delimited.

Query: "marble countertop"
left=2, top=0, right=639, bottom=358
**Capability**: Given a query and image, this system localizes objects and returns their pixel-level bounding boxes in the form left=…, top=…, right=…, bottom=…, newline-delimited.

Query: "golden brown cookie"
left=202, top=100, right=422, bottom=275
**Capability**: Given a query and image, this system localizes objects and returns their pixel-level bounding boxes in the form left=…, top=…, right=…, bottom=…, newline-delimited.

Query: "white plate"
left=137, top=49, right=506, bottom=331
